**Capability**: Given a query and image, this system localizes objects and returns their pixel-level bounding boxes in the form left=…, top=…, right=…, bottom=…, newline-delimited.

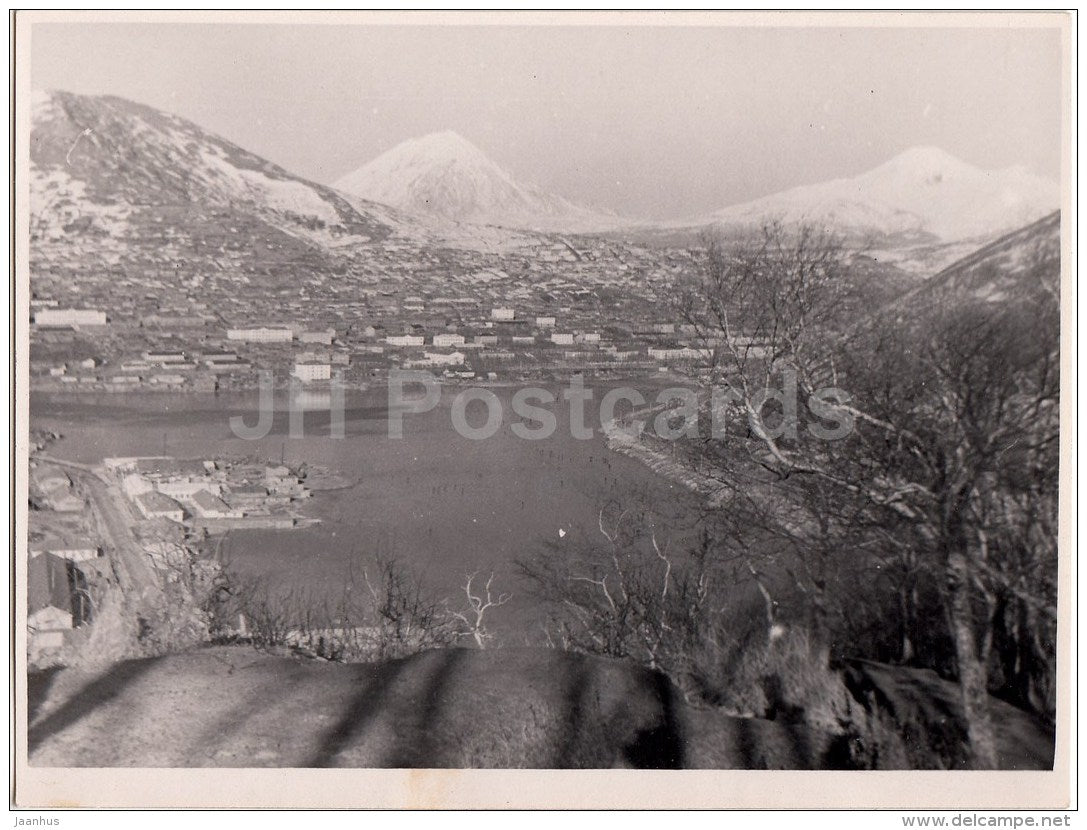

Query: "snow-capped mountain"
left=334, top=131, right=629, bottom=233
left=693, top=146, right=1059, bottom=244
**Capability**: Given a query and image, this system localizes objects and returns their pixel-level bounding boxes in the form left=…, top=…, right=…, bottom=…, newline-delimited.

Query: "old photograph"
left=12, top=10, right=1073, bottom=809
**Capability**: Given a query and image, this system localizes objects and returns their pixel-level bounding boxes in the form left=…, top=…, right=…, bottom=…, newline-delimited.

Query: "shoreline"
left=601, top=405, right=730, bottom=507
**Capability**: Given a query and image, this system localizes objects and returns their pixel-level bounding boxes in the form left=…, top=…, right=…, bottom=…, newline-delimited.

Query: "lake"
left=30, top=381, right=710, bottom=640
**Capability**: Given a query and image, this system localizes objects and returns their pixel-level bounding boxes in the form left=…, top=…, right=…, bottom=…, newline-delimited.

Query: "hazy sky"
left=30, top=19, right=1065, bottom=220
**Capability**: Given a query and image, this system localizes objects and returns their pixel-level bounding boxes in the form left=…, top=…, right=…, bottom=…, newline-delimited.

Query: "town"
left=27, top=432, right=340, bottom=664
left=28, top=231, right=727, bottom=392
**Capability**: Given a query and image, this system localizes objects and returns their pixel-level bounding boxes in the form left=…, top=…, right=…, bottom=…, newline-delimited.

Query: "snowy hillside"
left=884, top=210, right=1060, bottom=322
left=29, top=89, right=408, bottom=249
left=694, top=146, right=1059, bottom=244
left=334, top=131, right=631, bottom=233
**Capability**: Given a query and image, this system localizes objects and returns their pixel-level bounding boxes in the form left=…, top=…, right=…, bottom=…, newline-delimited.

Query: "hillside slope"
left=880, top=210, right=1061, bottom=322
left=27, top=645, right=1052, bottom=771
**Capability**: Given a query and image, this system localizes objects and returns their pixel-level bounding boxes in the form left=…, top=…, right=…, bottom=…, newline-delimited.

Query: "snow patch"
left=197, top=147, right=342, bottom=226
left=30, top=165, right=131, bottom=240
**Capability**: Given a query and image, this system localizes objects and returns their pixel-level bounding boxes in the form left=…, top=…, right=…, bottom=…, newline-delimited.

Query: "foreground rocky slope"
left=27, top=646, right=1053, bottom=769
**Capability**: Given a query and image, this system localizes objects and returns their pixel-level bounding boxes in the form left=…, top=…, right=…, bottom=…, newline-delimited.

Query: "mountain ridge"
left=687, top=145, right=1058, bottom=244
left=29, top=88, right=408, bottom=248
left=881, top=209, right=1060, bottom=320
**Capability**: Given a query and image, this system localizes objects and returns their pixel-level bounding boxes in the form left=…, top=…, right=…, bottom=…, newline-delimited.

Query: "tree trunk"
left=898, top=586, right=915, bottom=663
left=946, top=551, right=1000, bottom=769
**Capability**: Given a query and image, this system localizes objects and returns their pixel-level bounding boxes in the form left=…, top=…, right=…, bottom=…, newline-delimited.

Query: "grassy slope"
left=27, top=645, right=1052, bottom=770
left=27, top=645, right=840, bottom=769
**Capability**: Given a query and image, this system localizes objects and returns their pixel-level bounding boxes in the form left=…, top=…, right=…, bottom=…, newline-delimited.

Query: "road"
left=35, top=454, right=161, bottom=596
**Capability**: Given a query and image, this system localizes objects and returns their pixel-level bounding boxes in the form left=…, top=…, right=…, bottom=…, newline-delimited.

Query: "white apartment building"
left=226, top=327, right=294, bottom=343
left=34, top=308, right=107, bottom=328
left=385, top=334, right=425, bottom=347
left=647, top=347, right=713, bottom=362
left=432, top=333, right=466, bottom=348
left=292, top=362, right=332, bottom=383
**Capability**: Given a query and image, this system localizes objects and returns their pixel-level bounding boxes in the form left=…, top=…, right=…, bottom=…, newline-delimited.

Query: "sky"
left=29, top=18, right=1066, bottom=221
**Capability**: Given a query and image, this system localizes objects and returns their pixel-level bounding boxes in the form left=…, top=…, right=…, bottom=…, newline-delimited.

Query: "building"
left=535, top=316, right=557, bottom=328
left=550, top=332, right=575, bottom=346
left=156, top=478, right=222, bottom=499
left=491, top=307, right=515, bottom=321
left=34, top=308, right=107, bottom=328
left=300, top=330, right=335, bottom=345
left=229, top=483, right=269, bottom=504
left=140, top=314, right=209, bottom=328
left=417, top=351, right=466, bottom=367
left=385, top=334, right=425, bottom=347
left=263, top=468, right=307, bottom=498
left=647, top=346, right=714, bottom=362
left=135, top=458, right=211, bottom=477
left=292, top=362, right=332, bottom=383
left=29, top=543, right=100, bottom=563
left=432, top=333, right=466, bottom=348
left=190, top=490, right=242, bottom=519
left=28, top=553, right=92, bottom=646
left=143, top=350, right=187, bottom=364
left=150, top=374, right=186, bottom=386
left=226, top=327, right=294, bottom=343
left=135, top=491, right=186, bottom=522
left=205, top=355, right=250, bottom=373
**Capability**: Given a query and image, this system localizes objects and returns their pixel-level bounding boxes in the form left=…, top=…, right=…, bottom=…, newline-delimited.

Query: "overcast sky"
left=30, top=19, right=1065, bottom=221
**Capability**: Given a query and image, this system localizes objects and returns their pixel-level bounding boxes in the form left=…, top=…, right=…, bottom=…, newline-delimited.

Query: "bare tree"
left=672, top=221, right=1060, bottom=768
left=449, top=571, right=511, bottom=648
left=220, top=552, right=457, bottom=661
